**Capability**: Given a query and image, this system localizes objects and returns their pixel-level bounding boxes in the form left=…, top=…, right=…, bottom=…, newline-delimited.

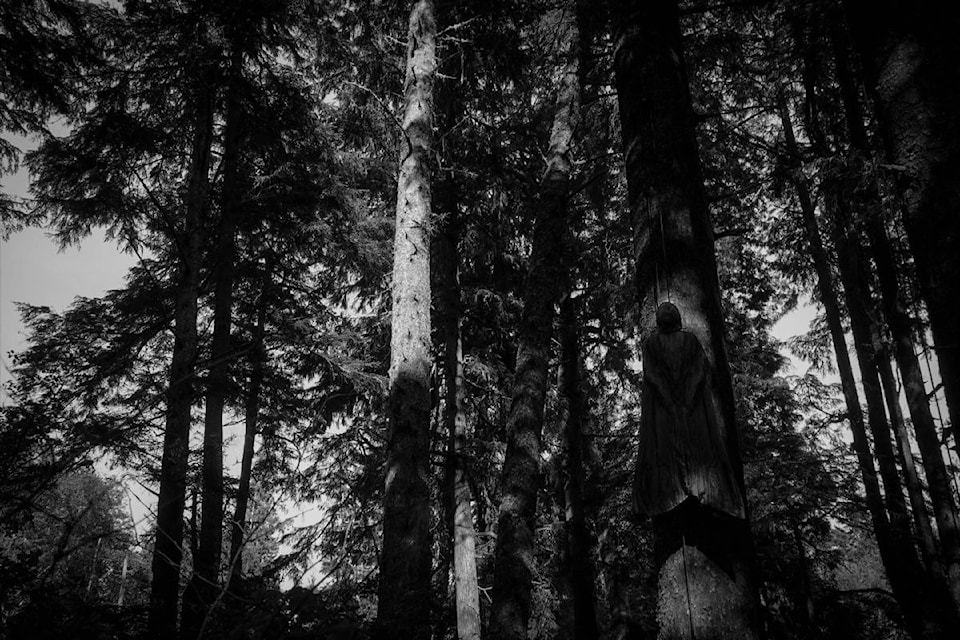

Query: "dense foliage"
left=2, top=0, right=957, bottom=639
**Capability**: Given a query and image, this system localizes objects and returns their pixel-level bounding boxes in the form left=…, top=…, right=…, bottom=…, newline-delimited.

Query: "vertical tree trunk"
left=148, top=72, right=213, bottom=640
left=181, top=45, right=243, bottom=640
left=228, top=281, right=268, bottom=586
left=559, top=293, right=599, bottom=640
left=877, top=345, right=940, bottom=575
left=376, top=3, right=437, bottom=638
left=614, top=2, right=759, bottom=637
left=831, top=22, right=960, bottom=613
left=843, top=1, right=960, bottom=448
left=432, top=135, right=480, bottom=640
left=488, top=6, right=581, bottom=639
left=777, top=93, right=951, bottom=640
left=450, top=330, right=480, bottom=640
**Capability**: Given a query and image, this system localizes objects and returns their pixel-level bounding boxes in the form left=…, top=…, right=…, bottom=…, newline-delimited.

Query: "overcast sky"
left=0, top=134, right=136, bottom=401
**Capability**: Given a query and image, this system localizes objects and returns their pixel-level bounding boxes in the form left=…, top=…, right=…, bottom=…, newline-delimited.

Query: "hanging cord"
left=680, top=534, right=697, bottom=640
left=659, top=207, right=672, bottom=303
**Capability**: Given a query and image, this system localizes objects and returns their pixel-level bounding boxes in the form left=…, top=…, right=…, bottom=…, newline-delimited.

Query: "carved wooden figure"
left=633, top=302, right=745, bottom=520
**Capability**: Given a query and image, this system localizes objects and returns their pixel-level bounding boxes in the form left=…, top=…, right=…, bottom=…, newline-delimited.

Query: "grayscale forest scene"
left=1, top=1, right=959, bottom=639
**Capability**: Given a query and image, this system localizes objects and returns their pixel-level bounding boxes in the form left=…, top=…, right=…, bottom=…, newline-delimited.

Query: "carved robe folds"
left=633, top=303, right=745, bottom=520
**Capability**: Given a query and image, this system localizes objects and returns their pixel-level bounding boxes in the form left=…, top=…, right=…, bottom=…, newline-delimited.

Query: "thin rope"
left=680, top=533, right=697, bottom=640
left=658, top=207, right=672, bottom=302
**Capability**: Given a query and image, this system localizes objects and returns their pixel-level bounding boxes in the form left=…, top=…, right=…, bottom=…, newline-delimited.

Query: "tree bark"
left=777, top=93, right=951, bottom=640
left=614, top=2, right=759, bottom=637
left=843, top=0, right=960, bottom=449
left=488, top=6, right=581, bottom=639
left=228, top=280, right=267, bottom=586
left=180, top=44, right=243, bottom=640
left=559, top=293, right=599, bottom=640
left=877, top=344, right=940, bottom=576
left=375, top=3, right=437, bottom=638
left=147, top=70, right=214, bottom=640
left=432, top=136, right=480, bottom=640
left=830, top=19, right=960, bottom=612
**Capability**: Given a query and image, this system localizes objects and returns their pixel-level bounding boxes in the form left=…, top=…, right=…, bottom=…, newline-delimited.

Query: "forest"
left=1, top=0, right=959, bottom=639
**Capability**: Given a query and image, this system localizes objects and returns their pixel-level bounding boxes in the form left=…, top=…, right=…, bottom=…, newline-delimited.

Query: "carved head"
left=655, top=302, right=681, bottom=333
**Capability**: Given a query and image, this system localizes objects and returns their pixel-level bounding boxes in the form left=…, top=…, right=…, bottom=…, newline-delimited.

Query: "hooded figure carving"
left=633, top=302, right=745, bottom=519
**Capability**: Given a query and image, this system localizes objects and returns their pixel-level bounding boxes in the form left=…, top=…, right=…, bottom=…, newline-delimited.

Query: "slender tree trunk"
left=228, top=281, right=267, bottom=586
left=148, top=71, right=213, bottom=640
left=180, top=45, right=243, bottom=640
left=843, top=1, right=960, bottom=447
left=117, top=553, right=129, bottom=606
left=794, top=526, right=816, bottom=629
left=432, top=129, right=480, bottom=640
left=450, top=331, right=480, bottom=640
left=488, top=6, right=580, bottom=639
left=877, top=345, right=940, bottom=575
left=559, top=293, right=599, bottom=640
left=830, top=20, right=960, bottom=611
left=375, top=3, right=437, bottom=638
left=777, top=93, right=951, bottom=640
left=614, top=2, right=759, bottom=637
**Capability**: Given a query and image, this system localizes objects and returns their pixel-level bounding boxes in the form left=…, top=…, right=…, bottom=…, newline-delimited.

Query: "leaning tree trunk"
left=147, top=73, right=214, bottom=640
left=181, top=45, right=244, bottom=640
left=830, top=20, right=960, bottom=612
left=777, top=93, right=951, bottom=640
left=488, top=6, right=581, bottom=639
left=843, top=0, right=960, bottom=449
left=375, top=3, right=436, bottom=639
left=614, top=2, right=760, bottom=637
left=559, top=293, right=599, bottom=640
left=877, top=344, right=941, bottom=576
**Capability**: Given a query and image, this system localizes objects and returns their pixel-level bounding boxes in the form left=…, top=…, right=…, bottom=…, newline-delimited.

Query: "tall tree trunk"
left=148, top=71, right=214, bottom=640
left=843, top=0, right=960, bottom=448
left=228, top=281, right=268, bottom=586
left=777, top=93, right=951, bottom=640
left=830, top=19, right=960, bottom=611
left=181, top=45, right=243, bottom=640
left=488, top=6, right=581, bottom=639
left=375, top=3, right=437, bottom=638
left=432, top=126, right=480, bottom=640
left=558, top=293, right=599, bottom=640
left=877, top=344, right=941, bottom=575
left=614, top=2, right=759, bottom=637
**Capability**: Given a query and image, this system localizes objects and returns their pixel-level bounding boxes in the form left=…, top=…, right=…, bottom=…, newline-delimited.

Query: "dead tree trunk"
left=489, top=6, right=581, bottom=639
left=375, top=2, right=437, bottom=638
left=614, top=2, right=760, bottom=637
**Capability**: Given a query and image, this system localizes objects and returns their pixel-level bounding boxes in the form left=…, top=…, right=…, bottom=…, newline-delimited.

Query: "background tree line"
left=1, top=0, right=958, bottom=639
